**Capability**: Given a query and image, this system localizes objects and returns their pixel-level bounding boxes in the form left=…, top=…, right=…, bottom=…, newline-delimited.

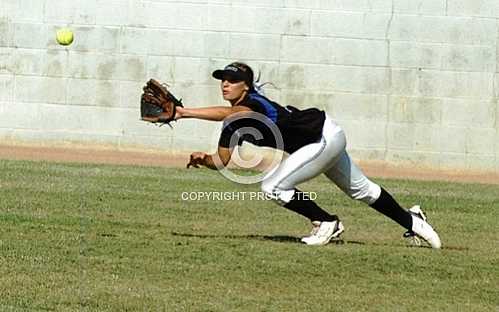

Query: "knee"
left=261, top=179, right=295, bottom=206
left=348, top=180, right=381, bottom=205
left=261, top=179, right=275, bottom=198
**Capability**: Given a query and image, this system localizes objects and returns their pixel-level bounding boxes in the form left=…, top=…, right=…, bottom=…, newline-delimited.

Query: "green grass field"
left=0, top=159, right=498, bottom=311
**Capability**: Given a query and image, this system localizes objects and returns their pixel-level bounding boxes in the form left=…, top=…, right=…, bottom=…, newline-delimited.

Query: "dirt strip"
left=0, top=144, right=187, bottom=167
left=1, top=144, right=498, bottom=185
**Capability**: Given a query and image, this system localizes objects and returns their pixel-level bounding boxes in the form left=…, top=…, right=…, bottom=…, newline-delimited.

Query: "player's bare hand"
left=187, top=152, right=207, bottom=168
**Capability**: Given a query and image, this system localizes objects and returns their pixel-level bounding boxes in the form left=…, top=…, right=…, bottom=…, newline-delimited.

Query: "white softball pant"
left=261, top=115, right=381, bottom=205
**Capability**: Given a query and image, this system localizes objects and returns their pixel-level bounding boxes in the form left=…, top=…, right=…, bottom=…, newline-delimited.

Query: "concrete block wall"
left=0, top=0, right=498, bottom=173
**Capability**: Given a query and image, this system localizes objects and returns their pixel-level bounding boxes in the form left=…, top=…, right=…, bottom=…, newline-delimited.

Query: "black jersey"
left=218, top=91, right=326, bottom=153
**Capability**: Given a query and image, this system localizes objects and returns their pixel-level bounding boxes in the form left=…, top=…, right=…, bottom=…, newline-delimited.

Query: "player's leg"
left=261, top=138, right=341, bottom=222
left=261, top=117, right=345, bottom=245
left=324, top=151, right=441, bottom=248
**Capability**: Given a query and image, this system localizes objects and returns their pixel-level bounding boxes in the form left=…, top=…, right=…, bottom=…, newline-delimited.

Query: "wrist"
left=201, top=153, right=209, bottom=165
left=175, top=107, right=185, bottom=120
left=203, top=154, right=218, bottom=170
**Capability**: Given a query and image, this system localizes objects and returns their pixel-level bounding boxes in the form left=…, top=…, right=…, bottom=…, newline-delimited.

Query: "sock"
left=283, top=189, right=338, bottom=222
left=369, top=187, right=413, bottom=230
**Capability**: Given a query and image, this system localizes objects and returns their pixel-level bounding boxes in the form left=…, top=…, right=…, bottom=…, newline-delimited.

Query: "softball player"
left=179, top=62, right=441, bottom=248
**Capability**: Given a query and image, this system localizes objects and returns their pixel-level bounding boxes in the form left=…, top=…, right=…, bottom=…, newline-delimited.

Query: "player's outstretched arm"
left=187, top=146, right=231, bottom=170
left=176, top=106, right=251, bottom=121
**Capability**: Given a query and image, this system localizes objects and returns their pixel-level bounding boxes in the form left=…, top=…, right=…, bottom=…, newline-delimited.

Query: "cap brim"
left=212, top=69, right=245, bottom=82
left=212, top=69, right=225, bottom=80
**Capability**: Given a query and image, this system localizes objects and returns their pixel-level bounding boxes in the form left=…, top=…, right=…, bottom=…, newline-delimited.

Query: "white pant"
left=261, top=115, right=381, bottom=205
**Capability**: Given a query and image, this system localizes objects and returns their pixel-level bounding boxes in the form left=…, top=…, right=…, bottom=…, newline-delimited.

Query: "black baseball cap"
left=212, top=62, right=254, bottom=86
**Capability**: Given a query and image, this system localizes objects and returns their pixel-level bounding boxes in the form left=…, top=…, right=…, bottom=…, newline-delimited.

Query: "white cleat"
left=408, top=205, right=427, bottom=221
left=300, top=221, right=321, bottom=243
left=301, top=220, right=345, bottom=246
left=404, top=205, right=442, bottom=249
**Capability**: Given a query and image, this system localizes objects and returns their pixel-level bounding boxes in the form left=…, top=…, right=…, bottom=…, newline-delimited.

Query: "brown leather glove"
left=140, top=79, right=183, bottom=126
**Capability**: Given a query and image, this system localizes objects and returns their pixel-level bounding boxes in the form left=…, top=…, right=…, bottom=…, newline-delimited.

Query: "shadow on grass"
left=171, top=231, right=365, bottom=245
left=170, top=232, right=468, bottom=250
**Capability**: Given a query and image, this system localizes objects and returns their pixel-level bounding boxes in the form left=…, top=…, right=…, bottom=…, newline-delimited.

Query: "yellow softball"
left=56, top=28, right=74, bottom=46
